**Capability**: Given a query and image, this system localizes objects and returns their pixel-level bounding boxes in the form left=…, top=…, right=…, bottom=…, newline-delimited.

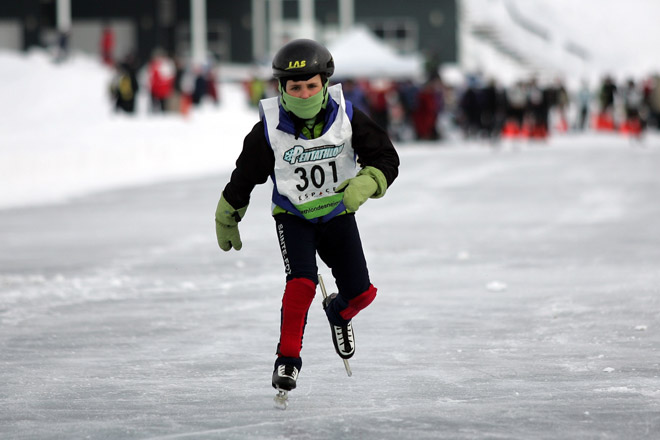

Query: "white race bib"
left=261, top=84, right=357, bottom=220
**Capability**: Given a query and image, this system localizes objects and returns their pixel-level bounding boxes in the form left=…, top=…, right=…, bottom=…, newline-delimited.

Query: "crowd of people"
left=245, top=71, right=660, bottom=143
left=244, top=74, right=447, bottom=142
left=47, top=23, right=659, bottom=138
left=108, top=47, right=220, bottom=116
left=101, top=24, right=660, bottom=142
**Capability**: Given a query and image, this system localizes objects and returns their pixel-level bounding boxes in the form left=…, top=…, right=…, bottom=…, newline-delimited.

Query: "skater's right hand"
left=336, top=166, right=388, bottom=212
left=215, top=194, right=248, bottom=251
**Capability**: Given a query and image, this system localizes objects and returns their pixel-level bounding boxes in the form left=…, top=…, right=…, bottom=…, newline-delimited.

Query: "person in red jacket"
left=413, top=76, right=443, bottom=140
left=100, top=25, right=115, bottom=66
left=147, top=50, right=175, bottom=113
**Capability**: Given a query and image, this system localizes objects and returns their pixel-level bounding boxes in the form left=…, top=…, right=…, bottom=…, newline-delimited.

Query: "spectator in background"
left=169, top=56, right=187, bottom=114
left=147, top=49, right=175, bottom=113
left=480, top=78, right=504, bottom=140
left=206, top=66, right=220, bottom=105
left=367, top=80, right=391, bottom=133
left=191, top=64, right=219, bottom=107
left=621, top=78, right=644, bottom=135
left=247, top=76, right=267, bottom=107
left=553, top=79, right=570, bottom=132
left=458, top=77, right=481, bottom=138
left=54, top=29, right=70, bottom=63
left=504, top=81, right=527, bottom=130
left=413, top=76, right=444, bottom=140
left=342, top=79, right=370, bottom=115
left=575, top=80, right=592, bottom=131
left=110, top=54, right=139, bottom=114
left=646, top=74, right=660, bottom=129
left=396, top=79, right=419, bottom=134
left=101, top=24, right=115, bottom=67
left=599, top=75, right=617, bottom=113
left=594, top=75, right=618, bottom=130
left=191, top=65, right=207, bottom=106
left=526, top=78, right=549, bottom=139
left=423, top=50, right=442, bottom=83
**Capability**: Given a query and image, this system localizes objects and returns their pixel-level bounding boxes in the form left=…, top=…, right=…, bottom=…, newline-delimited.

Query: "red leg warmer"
left=278, top=277, right=316, bottom=358
left=339, top=284, right=378, bottom=321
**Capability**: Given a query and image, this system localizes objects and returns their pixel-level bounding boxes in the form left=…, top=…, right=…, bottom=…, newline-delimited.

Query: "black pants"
left=274, top=213, right=371, bottom=301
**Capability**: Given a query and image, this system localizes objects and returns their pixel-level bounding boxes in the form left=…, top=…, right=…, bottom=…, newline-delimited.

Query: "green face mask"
left=280, top=83, right=328, bottom=119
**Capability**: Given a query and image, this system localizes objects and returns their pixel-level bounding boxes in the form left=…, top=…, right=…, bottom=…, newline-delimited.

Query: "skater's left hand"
left=336, top=166, right=387, bottom=212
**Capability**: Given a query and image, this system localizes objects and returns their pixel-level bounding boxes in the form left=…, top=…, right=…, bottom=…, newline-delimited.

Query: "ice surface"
left=2, top=138, right=660, bottom=439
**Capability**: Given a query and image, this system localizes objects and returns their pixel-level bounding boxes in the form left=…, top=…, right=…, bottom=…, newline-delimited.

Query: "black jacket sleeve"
left=222, top=121, right=274, bottom=209
left=350, top=107, right=400, bottom=187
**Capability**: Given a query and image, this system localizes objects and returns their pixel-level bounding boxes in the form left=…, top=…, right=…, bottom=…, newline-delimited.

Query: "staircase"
left=469, top=21, right=535, bottom=69
left=459, top=0, right=555, bottom=79
left=459, top=0, right=591, bottom=81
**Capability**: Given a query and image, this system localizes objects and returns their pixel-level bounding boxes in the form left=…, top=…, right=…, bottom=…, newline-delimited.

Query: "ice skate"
left=322, top=293, right=355, bottom=359
left=272, top=357, right=300, bottom=409
left=272, top=363, right=299, bottom=391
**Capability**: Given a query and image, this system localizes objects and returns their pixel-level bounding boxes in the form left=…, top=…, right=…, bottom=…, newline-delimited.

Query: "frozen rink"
left=1, top=137, right=659, bottom=439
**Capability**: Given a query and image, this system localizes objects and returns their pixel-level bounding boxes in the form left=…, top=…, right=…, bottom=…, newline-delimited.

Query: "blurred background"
left=2, top=0, right=659, bottom=208
left=4, top=5, right=660, bottom=438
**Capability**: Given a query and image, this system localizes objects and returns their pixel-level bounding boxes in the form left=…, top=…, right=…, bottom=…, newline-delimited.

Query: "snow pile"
left=0, top=49, right=257, bottom=209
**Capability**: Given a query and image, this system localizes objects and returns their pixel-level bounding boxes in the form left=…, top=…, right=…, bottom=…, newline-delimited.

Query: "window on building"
left=366, top=19, right=418, bottom=53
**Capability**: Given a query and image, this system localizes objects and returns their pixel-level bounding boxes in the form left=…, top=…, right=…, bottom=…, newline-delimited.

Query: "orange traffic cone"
left=501, top=120, right=521, bottom=138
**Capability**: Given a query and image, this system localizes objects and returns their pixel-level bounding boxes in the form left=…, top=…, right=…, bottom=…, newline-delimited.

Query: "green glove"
left=336, top=166, right=388, bottom=212
left=215, top=194, right=248, bottom=251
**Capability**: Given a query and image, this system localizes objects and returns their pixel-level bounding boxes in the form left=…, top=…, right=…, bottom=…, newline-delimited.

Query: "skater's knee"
left=286, top=272, right=318, bottom=285
left=286, top=277, right=316, bottom=292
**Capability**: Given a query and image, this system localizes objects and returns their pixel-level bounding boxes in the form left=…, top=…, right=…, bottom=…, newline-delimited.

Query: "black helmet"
left=272, top=39, right=334, bottom=79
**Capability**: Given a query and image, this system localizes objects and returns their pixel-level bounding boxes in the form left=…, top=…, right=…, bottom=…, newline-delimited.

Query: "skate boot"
left=272, top=357, right=301, bottom=391
left=322, top=293, right=355, bottom=359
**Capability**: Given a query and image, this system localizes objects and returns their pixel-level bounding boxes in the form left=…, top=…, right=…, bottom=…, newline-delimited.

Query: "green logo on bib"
left=283, top=144, right=344, bottom=165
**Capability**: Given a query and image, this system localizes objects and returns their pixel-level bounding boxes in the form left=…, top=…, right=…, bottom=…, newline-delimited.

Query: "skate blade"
left=273, top=389, right=289, bottom=410
left=343, top=359, right=353, bottom=377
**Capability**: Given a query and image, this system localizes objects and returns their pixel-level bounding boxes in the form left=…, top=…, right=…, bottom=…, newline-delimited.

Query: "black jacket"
left=223, top=105, right=399, bottom=210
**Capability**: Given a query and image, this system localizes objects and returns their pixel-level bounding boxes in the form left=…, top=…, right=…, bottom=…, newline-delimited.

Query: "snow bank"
left=0, top=49, right=258, bottom=209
